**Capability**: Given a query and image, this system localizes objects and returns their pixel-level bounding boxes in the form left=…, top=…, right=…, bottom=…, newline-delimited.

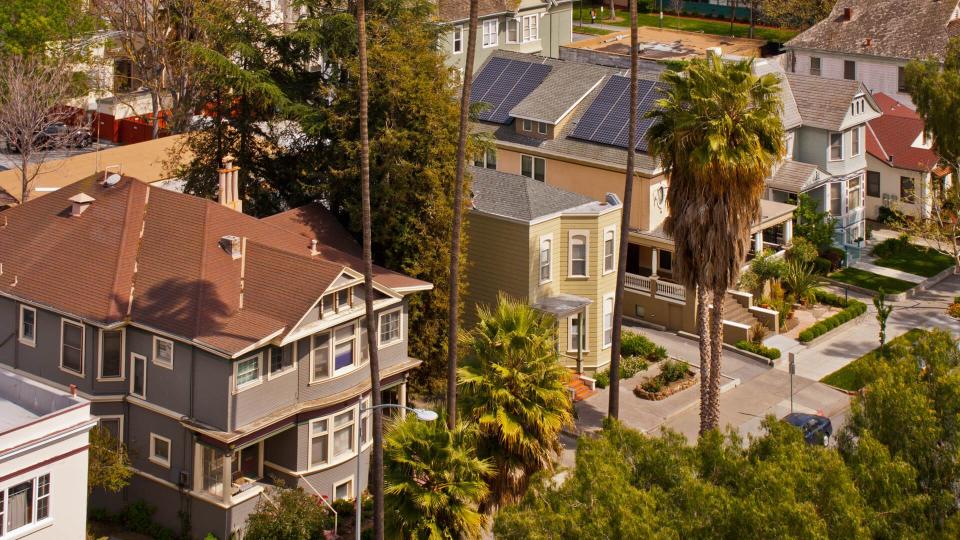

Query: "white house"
left=0, top=366, right=95, bottom=539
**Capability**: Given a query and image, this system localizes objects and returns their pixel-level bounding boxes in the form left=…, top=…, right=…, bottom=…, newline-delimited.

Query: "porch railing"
left=625, top=273, right=651, bottom=293
left=625, top=272, right=687, bottom=303
left=655, top=280, right=686, bottom=302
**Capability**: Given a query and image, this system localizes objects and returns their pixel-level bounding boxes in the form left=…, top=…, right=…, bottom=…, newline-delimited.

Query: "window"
left=900, top=177, right=916, bottom=203
left=1, top=474, right=50, bottom=535
left=98, top=416, right=123, bottom=447
left=60, top=319, right=84, bottom=375
left=851, top=127, right=862, bottom=156
left=844, top=60, right=856, bottom=80
left=830, top=182, right=842, bottom=216
left=537, top=121, right=547, bottom=135
left=847, top=176, right=862, bottom=210
left=603, top=227, right=615, bottom=274
left=809, top=56, right=821, bottom=76
left=309, top=419, right=329, bottom=467
left=829, top=132, right=843, bottom=161
left=521, top=154, right=545, bottom=181
left=522, top=14, right=539, bottom=42
left=99, top=329, right=124, bottom=379
left=602, top=296, right=614, bottom=348
left=452, top=25, right=463, bottom=53
left=311, top=333, right=330, bottom=382
left=539, top=235, right=552, bottom=283
left=474, top=147, right=496, bottom=169
left=269, top=344, right=294, bottom=377
left=130, top=353, right=147, bottom=399
left=360, top=396, right=372, bottom=445
left=522, top=119, right=532, bottom=132
left=898, top=66, right=907, bottom=93
left=337, top=289, right=351, bottom=311
left=569, top=233, right=588, bottom=277
left=334, top=478, right=354, bottom=500
left=153, top=336, right=174, bottom=369
left=199, top=445, right=225, bottom=497
left=379, top=309, right=402, bottom=346
left=482, top=20, right=498, bottom=48
left=333, top=324, right=356, bottom=374
left=506, top=18, right=519, bottom=43
left=568, top=316, right=587, bottom=351
left=150, top=434, right=171, bottom=468
left=867, top=171, right=880, bottom=197
left=659, top=250, right=673, bottom=272
left=18, top=305, right=35, bottom=346
left=333, top=410, right=355, bottom=457
left=234, top=354, right=262, bottom=391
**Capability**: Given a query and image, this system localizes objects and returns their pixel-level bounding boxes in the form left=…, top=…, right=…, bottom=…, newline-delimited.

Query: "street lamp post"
left=355, top=399, right=439, bottom=540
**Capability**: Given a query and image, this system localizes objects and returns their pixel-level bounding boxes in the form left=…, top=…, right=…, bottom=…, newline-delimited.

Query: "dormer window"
left=537, top=122, right=547, bottom=135
left=522, top=119, right=532, bottom=132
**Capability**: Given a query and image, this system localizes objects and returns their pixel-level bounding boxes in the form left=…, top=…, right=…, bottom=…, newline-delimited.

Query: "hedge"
left=735, top=340, right=782, bottom=360
left=798, top=299, right=867, bottom=343
left=813, top=289, right=851, bottom=308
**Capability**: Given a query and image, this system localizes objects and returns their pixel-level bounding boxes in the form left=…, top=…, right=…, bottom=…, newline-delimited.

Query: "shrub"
left=814, top=289, right=849, bottom=308
left=750, top=322, right=769, bottom=344
left=812, top=257, right=832, bottom=275
left=948, top=303, right=960, bottom=320
left=798, top=300, right=866, bottom=342
left=738, top=269, right=762, bottom=295
left=751, top=249, right=786, bottom=281
left=117, top=501, right=176, bottom=540
left=877, top=206, right=906, bottom=225
left=821, top=246, right=846, bottom=270
left=660, top=359, right=689, bottom=383
left=594, top=369, right=611, bottom=389
left=735, top=340, right=782, bottom=360
left=781, top=260, right=821, bottom=305
left=786, top=237, right=818, bottom=264
left=621, top=332, right=666, bottom=361
left=871, top=235, right=912, bottom=259
left=594, top=355, right=650, bottom=389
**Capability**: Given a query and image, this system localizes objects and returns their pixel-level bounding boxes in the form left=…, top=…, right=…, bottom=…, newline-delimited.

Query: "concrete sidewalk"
left=852, top=260, right=925, bottom=283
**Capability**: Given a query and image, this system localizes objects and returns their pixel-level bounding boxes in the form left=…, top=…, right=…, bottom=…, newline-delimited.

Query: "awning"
left=531, top=294, right=593, bottom=318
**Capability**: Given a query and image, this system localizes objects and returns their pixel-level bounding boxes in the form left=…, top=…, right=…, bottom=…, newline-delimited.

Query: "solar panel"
left=570, top=75, right=665, bottom=152
left=470, top=58, right=552, bottom=124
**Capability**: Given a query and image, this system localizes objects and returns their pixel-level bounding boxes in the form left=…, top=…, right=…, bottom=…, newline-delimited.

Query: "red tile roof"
left=865, top=92, right=939, bottom=173
left=0, top=176, right=429, bottom=355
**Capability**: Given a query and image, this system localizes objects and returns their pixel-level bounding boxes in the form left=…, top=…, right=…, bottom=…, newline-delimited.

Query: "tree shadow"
left=130, top=277, right=250, bottom=344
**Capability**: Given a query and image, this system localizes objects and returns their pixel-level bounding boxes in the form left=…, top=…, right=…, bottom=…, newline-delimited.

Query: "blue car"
left=782, top=413, right=833, bottom=446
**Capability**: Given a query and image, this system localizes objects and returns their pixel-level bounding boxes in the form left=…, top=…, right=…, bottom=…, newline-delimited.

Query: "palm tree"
left=384, top=416, right=492, bottom=539
left=608, top=0, right=640, bottom=419
left=447, top=0, right=481, bottom=429
left=647, top=56, right=784, bottom=433
left=356, top=0, right=384, bottom=537
left=458, top=294, right=573, bottom=508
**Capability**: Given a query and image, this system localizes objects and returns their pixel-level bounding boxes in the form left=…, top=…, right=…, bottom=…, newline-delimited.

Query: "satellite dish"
left=104, top=173, right=122, bottom=187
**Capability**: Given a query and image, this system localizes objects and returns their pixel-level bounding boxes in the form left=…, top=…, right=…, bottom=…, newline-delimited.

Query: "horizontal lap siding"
left=464, top=213, right=530, bottom=328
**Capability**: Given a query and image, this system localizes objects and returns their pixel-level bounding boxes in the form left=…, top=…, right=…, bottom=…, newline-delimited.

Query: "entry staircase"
left=567, top=372, right=597, bottom=402
left=722, top=293, right=762, bottom=329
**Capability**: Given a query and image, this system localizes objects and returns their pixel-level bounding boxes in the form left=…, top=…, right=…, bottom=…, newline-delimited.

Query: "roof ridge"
left=193, top=199, right=213, bottom=338
left=107, top=179, right=148, bottom=321
left=866, top=121, right=889, bottom=160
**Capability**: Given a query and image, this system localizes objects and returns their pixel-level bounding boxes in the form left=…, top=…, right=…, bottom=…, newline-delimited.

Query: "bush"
left=814, top=289, right=849, bottom=308
left=735, top=340, right=782, bottom=360
left=594, top=355, right=650, bottom=389
left=786, top=237, right=818, bottom=264
left=737, top=269, right=762, bottom=295
left=660, top=359, right=689, bottom=383
left=877, top=205, right=905, bottom=225
left=871, top=235, right=912, bottom=259
left=812, top=257, right=832, bottom=275
left=821, top=246, right=846, bottom=270
left=116, top=501, right=176, bottom=540
left=750, top=322, right=769, bottom=344
left=594, top=369, right=610, bottom=389
left=621, top=332, right=667, bottom=361
left=798, top=300, right=867, bottom=342
left=948, top=303, right=960, bottom=320
left=751, top=249, right=786, bottom=281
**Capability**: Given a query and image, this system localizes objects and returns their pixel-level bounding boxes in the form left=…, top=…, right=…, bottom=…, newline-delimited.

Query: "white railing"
left=625, top=273, right=651, bottom=292
left=655, top=280, right=686, bottom=302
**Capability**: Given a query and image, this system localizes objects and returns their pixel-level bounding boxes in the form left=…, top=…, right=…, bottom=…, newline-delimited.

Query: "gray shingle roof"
left=766, top=160, right=823, bottom=193
left=785, top=0, right=960, bottom=61
left=753, top=58, right=801, bottom=131
left=784, top=73, right=875, bottom=131
left=510, top=61, right=612, bottom=124
left=469, top=166, right=595, bottom=221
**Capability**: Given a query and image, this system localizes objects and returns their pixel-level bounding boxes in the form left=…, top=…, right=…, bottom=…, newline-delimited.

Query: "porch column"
left=399, top=381, right=408, bottom=419
left=784, top=219, right=794, bottom=246
left=754, top=232, right=763, bottom=253
left=221, top=451, right=232, bottom=505
left=650, top=248, right=658, bottom=278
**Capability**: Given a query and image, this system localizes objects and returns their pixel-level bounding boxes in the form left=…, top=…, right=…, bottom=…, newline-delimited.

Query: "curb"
left=796, top=313, right=868, bottom=348
left=676, top=330, right=775, bottom=367
left=824, top=264, right=957, bottom=302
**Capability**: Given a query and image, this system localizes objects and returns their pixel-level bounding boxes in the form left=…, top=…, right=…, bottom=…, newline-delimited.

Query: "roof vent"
left=842, top=7, right=852, bottom=21
left=219, top=235, right=242, bottom=260
left=68, top=193, right=95, bottom=216
left=863, top=37, right=872, bottom=47
left=605, top=192, right=622, bottom=206
left=310, top=238, right=319, bottom=256
left=103, top=173, right=122, bottom=187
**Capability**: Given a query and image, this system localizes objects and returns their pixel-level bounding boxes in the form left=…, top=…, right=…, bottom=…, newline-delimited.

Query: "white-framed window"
left=334, top=477, right=354, bottom=500
left=569, top=232, right=588, bottom=277
left=60, top=319, right=84, bottom=376
left=378, top=309, right=402, bottom=347
left=97, top=415, right=124, bottom=447
left=98, top=329, right=125, bottom=380
left=602, top=295, right=614, bottom=349
left=0, top=473, right=51, bottom=536
left=602, top=226, right=616, bottom=274
left=149, top=433, right=172, bottom=468
left=473, top=147, right=497, bottom=169
left=521, top=14, right=539, bottom=42
left=309, top=320, right=367, bottom=383
left=130, top=353, right=147, bottom=399
left=506, top=18, right=519, bottom=43
left=268, top=344, right=295, bottom=378
left=307, top=403, right=366, bottom=471
left=360, top=395, right=372, bottom=446
left=567, top=316, right=588, bottom=352
left=452, top=25, right=463, bottom=53
left=152, top=336, right=174, bottom=369
left=522, top=119, right=532, bottom=132
left=234, top=354, right=262, bottom=392
left=333, top=324, right=357, bottom=375
left=829, top=132, right=844, bottom=161
left=537, top=121, right=547, bottom=135
left=538, top=234, right=553, bottom=284
left=521, top=154, right=545, bottom=181
left=847, top=175, right=863, bottom=210
left=851, top=126, right=862, bottom=156
left=333, top=409, right=355, bottom=457
left=18, top=305, right=35, bottom=346
left=309, top=418, right=329, bottom=468
left=310, top=333, right=331, bottom=383
left=482, top=19, right=498, bottom=48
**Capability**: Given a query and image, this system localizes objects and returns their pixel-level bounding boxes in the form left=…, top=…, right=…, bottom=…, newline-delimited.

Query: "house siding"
left=864, top=155, right=930, bottom=220
left=464, top=213, right=531, bottom=328
left=790, top=49, right=914, bottom=108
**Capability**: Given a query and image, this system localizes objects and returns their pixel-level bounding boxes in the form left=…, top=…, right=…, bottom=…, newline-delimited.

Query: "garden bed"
left=797, top=290, right=867, bottom=343
left=594, top=331, right=667, bottom=388
left=633, top=360, right=697, bottom=400
left=871, top=238, right=955, bottom=277
left=827, top=267, right=914, bottom=295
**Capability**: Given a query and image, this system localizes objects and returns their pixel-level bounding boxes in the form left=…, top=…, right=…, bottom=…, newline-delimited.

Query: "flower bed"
left=633, top=360, right=697, bottom=400
left=797, top=291, right=867, bottom=343
left=735, top=340, right=781, bottom=360
left=594, top=332, right=668, bottom=388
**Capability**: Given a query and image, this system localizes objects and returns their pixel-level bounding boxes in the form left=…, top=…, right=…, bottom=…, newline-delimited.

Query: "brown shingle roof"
left=436, top=0, right=520, bottom=22
left=785, top=0, right=960, bottom=61
left=0, top=176, right=427, bottom=355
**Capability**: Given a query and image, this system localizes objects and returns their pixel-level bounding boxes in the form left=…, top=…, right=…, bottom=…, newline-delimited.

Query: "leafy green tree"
left=244, top=485, right=332, bottom=539
left=384, top=415, right=491, bottom=539
left=794, top=193, right=837, bottom=250
left=759, top=0, right=835, bottom=30
left=88, top=426, right=133, bottom=494
left=0, top=0, right=98, bottom=57
left=458, top=294, right=573, bottom=508
left=873, top=289, right=893, bottom=355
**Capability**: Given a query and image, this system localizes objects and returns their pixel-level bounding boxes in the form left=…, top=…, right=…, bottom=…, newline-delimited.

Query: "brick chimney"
left=218, top=155, right=242, bottom=212
left=842, top=7, right=853, bottom=21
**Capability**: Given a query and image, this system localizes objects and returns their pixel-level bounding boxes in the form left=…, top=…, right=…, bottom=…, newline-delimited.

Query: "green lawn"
left=821, top=329, right=929, bottom=391
left=573, top=25, right=616, bottom=36
left=571, top=6, right=798, bottom=42
left=873, top=244, right=955, bottom=278
left=828, top=267, right=915, bottom=295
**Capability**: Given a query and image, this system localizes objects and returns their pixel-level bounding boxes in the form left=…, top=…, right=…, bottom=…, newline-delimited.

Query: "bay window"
left=602, top=297, right=614, bottom=348
left=482, top=20, right=498, bottom=48
left=309, top=419, right=329, bottom=467
left=603, top=227, right=615, bottom=274
left=333, top=410, right=355, bottom=457
left=569, top=233, right=588, bottom=277
left=60, top=319, right=84, bottom=375
left=829, top=132, right=843, bottom=161
left=539, top=236, right=552, bottom=283
left=99, top=329, right=124, bottom=379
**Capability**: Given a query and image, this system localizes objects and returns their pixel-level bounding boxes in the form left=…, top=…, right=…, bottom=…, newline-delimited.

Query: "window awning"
left=531, top=294, right=592, bottom=318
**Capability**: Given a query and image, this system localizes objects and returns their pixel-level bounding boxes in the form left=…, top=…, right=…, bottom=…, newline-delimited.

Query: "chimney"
left=219, top=235, right=242, bottom=260
left=843, top=7, right=852, bottom=21
left=217, top=155, right=242, bottom=213
left=69, top=384, right=77, bottom=397
left=310, top=239, right=319, bottom=255
left=68, top=193, right=95, bottom=216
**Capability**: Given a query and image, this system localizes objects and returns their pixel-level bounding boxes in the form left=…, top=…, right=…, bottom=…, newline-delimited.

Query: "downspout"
left=576, top=310, right=584, bottom=374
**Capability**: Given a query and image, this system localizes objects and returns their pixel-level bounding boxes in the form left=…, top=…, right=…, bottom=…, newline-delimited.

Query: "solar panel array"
left=570, top=75, right=664, bottom=152
left=470, top=57, right=553, bottom=125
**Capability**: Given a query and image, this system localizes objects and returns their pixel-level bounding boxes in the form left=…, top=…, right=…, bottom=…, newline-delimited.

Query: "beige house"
left=466, top=166, right=621, bottom=374
left=471, top=51, right=793, bottom=343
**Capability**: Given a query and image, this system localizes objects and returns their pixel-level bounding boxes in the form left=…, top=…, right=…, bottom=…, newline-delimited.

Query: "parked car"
left=782, top=412, right=833, bottom=446
left=5, top=123, right=92, bottom=152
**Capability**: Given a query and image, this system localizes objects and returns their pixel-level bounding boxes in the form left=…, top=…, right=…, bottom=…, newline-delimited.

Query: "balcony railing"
left=656, top=280, right=686, bottom=302
left=625, top=273, right=687, bottom=303
left=625, top=273, right=651, bottom=292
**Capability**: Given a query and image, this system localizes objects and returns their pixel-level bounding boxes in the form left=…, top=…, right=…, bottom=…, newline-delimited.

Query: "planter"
left=633, top=370, right=697, bottom=400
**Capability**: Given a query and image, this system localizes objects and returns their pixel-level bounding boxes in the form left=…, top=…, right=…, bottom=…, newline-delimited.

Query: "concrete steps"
left=568, top=373, right=597, bottom=402
left=722, top=294, right=761, bottom=329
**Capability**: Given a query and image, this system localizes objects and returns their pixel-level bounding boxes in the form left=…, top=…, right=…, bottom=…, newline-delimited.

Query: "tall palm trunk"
left=609, top=0, right=639, bottom=419
left=356, top=0, right=384, bottom=538
left=447, top=0, right=480, bottom=429
left=706, top=287, right=726, bottom=429
left=695, top=285, right=711, bottom=435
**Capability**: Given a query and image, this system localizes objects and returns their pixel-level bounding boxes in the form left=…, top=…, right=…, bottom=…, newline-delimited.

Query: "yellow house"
left=466, top=166, right=622, bottom=374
